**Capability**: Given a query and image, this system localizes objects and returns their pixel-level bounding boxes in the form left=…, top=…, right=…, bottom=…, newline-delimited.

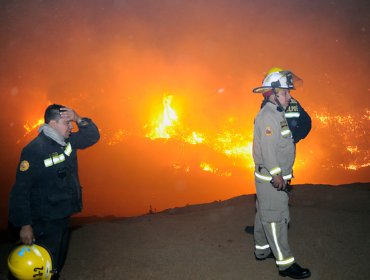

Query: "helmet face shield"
left=253, top=69, right=303, bottom=93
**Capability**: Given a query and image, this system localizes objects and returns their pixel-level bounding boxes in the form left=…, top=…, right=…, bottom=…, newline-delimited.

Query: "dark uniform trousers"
left=33, top=218, right=70, bottom=274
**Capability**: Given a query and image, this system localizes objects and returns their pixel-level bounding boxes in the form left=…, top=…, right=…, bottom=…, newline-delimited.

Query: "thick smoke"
left=0, top=0, right=369, bottom=229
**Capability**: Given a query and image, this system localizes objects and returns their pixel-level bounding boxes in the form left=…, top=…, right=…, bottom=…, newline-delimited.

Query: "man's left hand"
left=60, top=107, right=81, bottom=123
left=272, top=175, right=286, bottom=191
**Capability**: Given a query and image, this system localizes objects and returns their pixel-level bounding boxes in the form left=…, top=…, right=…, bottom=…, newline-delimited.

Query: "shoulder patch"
left=265, top=126, right=273, bottom=136
left=19, top=160, right=30, bottom=172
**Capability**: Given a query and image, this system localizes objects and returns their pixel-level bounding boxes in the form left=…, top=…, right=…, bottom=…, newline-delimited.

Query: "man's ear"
left=48, top=119, right=57, bottom=129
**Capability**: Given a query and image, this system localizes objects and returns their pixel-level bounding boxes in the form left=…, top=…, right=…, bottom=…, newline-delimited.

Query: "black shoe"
left=279, top=263, right=311, bottom=279
left=255, top=251, right=274, bottom=261
left=244, top=225, right=254, bottom=234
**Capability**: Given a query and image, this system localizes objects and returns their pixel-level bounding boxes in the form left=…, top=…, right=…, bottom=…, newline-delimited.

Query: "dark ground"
left=1, top=183, right=369, bottom=280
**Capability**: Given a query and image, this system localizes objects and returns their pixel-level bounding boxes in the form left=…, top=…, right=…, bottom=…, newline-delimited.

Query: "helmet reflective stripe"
left=285, top=112, right=300, bottom=118
left=64, top=142, right=72, bottom=156
left=270, top=167, right=282, bottom=175
left=255, top=244, right=270, bottom=250
left=276, top=257, right=295, bottom=266
left=255, top=172, right=292, bottom=181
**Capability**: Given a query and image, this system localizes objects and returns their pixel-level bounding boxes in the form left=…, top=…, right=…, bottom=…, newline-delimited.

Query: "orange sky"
left=0, top=0, right=369, bottom=229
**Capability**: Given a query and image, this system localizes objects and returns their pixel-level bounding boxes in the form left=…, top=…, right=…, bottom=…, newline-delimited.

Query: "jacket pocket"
left=47, top=192, right=71, bottom=204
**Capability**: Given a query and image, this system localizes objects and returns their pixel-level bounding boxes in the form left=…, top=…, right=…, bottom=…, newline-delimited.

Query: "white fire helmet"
left=253, top=67, right=302, bottom=93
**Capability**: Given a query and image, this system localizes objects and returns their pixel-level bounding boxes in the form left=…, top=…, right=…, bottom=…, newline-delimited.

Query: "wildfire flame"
left=24, top=118, right=44, bottom=134
left=19, top=99, right=368, bottom=177
left=144, top=94, right=254, bottom=174
left=313, top=110, right=369, bottom=171
left=185, top=131, right=205, bottom=145
left=17, top=118, right=44, bottom=143
left=146, top=95, right=178, bottom=139
left=200, top=161, right=232, bottom=177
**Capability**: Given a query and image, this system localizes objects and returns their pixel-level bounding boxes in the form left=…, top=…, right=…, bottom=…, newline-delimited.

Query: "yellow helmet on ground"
left=8, top=244, right=53, bottom=280
left=253, top=67, right=302, bottom=93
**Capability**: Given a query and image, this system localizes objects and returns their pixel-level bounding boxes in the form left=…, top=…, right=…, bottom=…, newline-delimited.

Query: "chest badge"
left=19, top=160, right=30, bottom=172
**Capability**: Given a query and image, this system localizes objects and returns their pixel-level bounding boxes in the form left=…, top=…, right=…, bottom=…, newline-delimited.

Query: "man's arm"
left=8, top=150, right=35, bottom=244
left=60, top=107, right=100, bottom=149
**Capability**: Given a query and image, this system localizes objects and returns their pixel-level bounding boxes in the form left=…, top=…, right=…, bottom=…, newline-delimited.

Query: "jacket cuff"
left=77, top=117, right=91, bottom=127
left=269, top=166, right=282, bottom=176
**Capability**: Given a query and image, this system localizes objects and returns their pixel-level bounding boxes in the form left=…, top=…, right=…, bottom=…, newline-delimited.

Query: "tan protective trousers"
left=253, top=177, right=295, bottom=269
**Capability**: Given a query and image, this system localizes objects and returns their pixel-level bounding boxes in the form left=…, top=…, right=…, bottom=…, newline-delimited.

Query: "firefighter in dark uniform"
left=251, top=68, right=311, bottom=279
left=284, top=97, right=311, bottom=144
left=8, top=104, right=100, bottom=279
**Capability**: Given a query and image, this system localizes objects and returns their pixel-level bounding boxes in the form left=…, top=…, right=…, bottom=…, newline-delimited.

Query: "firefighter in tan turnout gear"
left=252, top=68, right=311, bottom=279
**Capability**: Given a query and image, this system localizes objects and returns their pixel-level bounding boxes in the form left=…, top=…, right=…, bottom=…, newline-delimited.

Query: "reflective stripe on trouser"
left=254, top=201, right=272, bottom=258
left=254, top=178, right=295, bottom=269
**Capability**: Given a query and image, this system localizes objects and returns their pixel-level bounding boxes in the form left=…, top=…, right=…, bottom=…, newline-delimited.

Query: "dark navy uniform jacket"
left=9, top=118, right=100, bottom=227
left=284, top=98, right=311, bottom=143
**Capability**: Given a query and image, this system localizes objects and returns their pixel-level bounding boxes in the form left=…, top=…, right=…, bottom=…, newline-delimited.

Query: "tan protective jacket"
left=253, top=102, right=295, bottom=180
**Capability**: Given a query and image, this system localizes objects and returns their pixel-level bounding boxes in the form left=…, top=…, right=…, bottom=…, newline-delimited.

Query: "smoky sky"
left=0, top=0, right=369, bottom=229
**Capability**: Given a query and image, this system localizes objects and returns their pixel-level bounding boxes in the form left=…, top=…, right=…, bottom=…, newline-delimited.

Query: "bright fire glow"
left=200, top=161, right=232, bottom=177
left=144, top=95, right=255, bottom=172
left=346, top=146, right=359, bottom=154
left=185, top=131, right=205, bottom=144
left=105, top=129, right=130, bottom=146
left=18, top=118, right=44, bottom=143
left=313, top=110, right=369, bottom=171
left=24, top=118, right=44, bottom=134
left=20, top=103, right=369, bottom=176
left=146, top=95, right=178, bottom=139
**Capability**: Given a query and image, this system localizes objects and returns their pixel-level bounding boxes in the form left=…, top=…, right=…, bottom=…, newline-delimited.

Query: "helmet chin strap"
left=272, top=89, right=284, bottom=112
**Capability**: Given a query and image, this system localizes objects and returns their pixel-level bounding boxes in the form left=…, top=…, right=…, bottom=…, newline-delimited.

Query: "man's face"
left=50, top=117, right=73, bottom=139
left=275, top=89, right=291, bottom=108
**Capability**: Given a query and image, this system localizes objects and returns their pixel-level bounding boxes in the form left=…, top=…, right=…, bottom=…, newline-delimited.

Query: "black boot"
left=255, top=251, right=274, bottom=261
left=244, top=225, right=254, bottom=235
left=279, top=263, right=311, bottom=279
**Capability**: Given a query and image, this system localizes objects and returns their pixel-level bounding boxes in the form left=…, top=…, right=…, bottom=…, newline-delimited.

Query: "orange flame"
left=145, top=95, right=255, bottom=171
left=200, top=161, right=232, bottom=177
left=18, top=118, right=44, bottom=143
left=146, top=95, right=179, bottom=139
left=24, top=118, right=44, bottom=134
